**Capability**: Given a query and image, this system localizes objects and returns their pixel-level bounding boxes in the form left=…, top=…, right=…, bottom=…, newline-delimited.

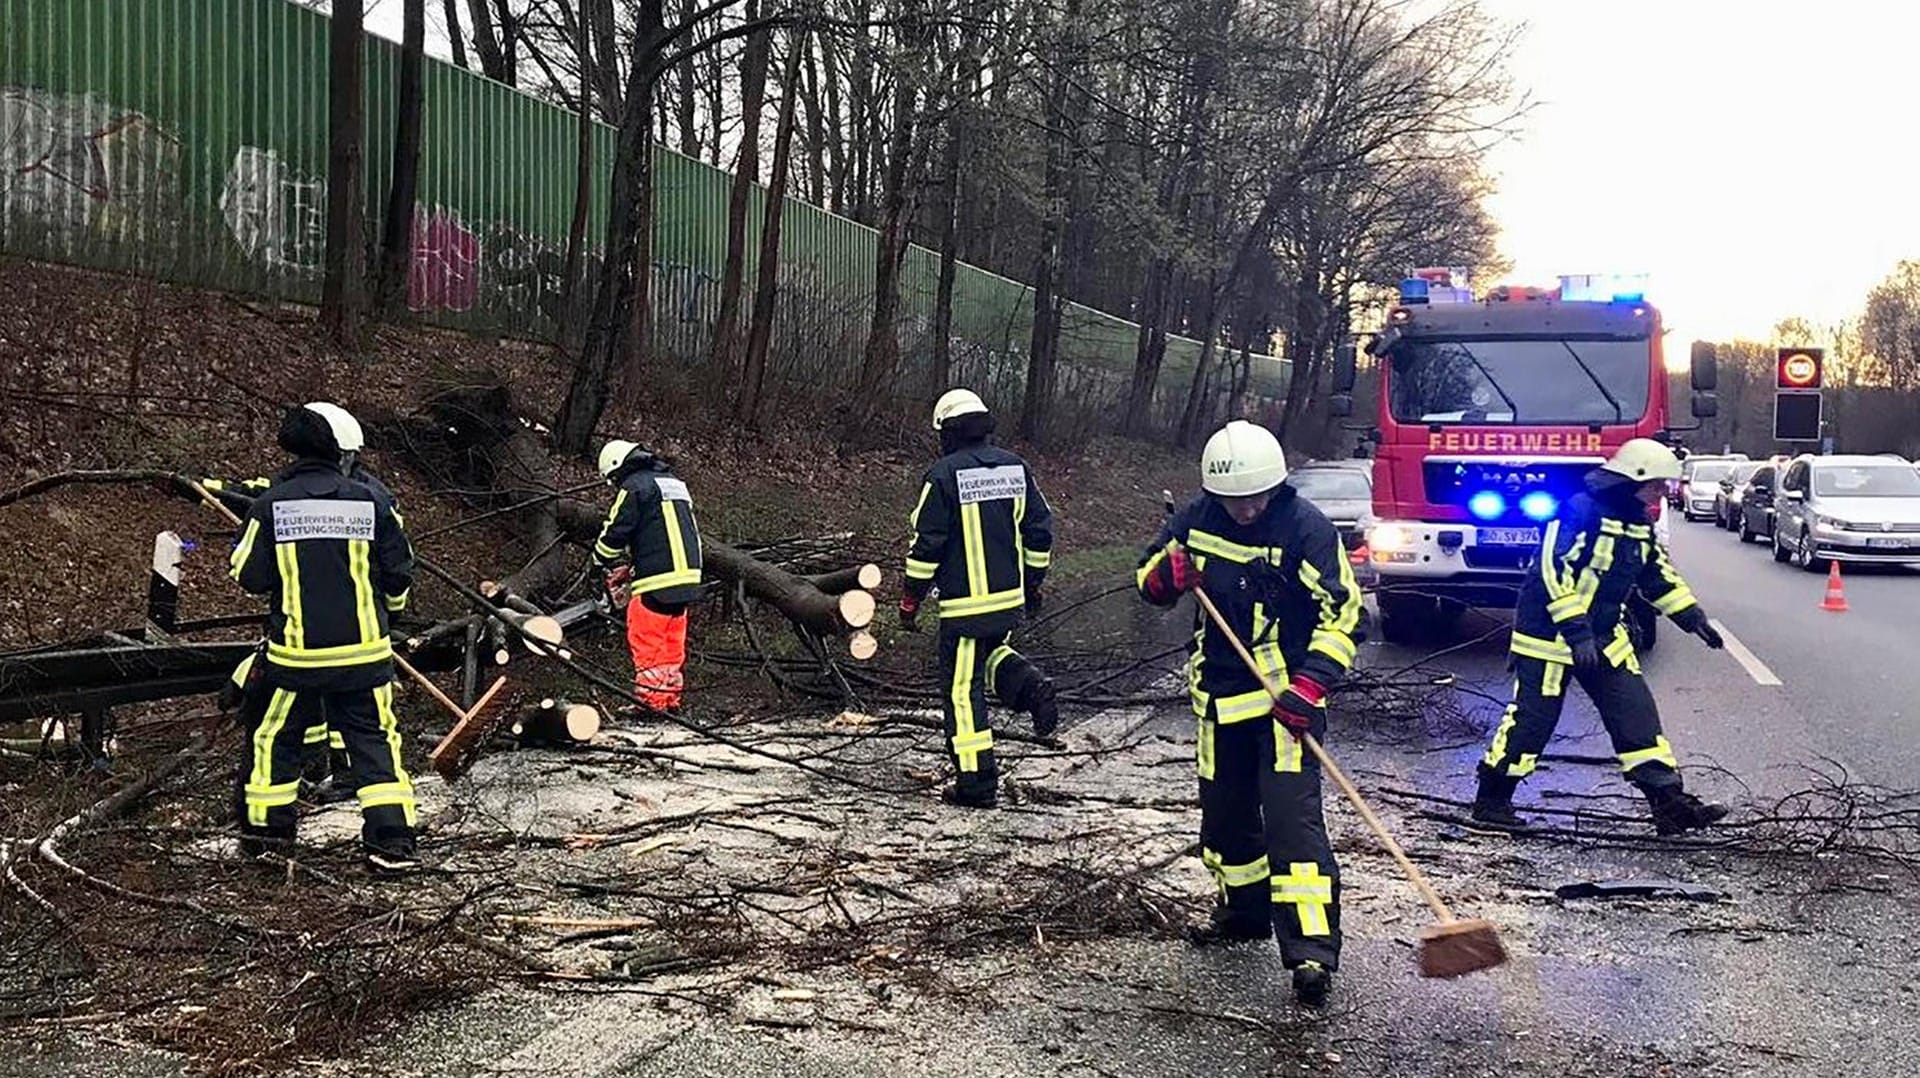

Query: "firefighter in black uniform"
left=900, top=389, right=1058, bottom=808
left=593, top=440, right=704, bottom=712
left=197, top=403, right=407, bottom=801
left=1137, top=420, right=1362, bottom=1007
left=227, top=404, right=419, bottom=871
left=1473, top=438, right=1730, bottom=836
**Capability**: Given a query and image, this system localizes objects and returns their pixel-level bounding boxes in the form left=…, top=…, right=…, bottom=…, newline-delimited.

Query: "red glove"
left=1272, top=675, right=1326, bottom=739
left=1146, top=544, right=1204, bottom=602
left=604, top=566, right=632, bottom=610
left=899, top=593, right=922, bottom=632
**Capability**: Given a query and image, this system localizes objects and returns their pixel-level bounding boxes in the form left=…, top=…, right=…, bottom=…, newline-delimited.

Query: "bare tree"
left=709, top=0, right=772, bottom=384
left=320, top=0, right=369, bottom=349
left=738, top=25, right=811, bottom=426
left=374, top=0, right=427, bottom=319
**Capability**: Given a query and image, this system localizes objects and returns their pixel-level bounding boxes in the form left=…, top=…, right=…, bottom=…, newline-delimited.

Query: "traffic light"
left=1776, top=348, right=1824, bottom=389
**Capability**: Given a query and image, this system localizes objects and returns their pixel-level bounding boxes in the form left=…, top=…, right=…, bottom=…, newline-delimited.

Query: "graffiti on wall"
left=219, top=145, right=325, bottom=272
left=408, top=206, right=479, bottom=312
left=0, top=87, right=182, bottom=246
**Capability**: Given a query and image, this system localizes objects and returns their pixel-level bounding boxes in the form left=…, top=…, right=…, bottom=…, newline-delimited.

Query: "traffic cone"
left=1820, top=561, right=1849, bottom=613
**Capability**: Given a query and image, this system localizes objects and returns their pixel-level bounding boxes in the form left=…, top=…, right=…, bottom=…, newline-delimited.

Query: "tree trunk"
left=374, top=0, right=425, bottom=319
left=1279, top=261, right=1326, bottom=441
left=466, top=0, right=509, bottom=82
left=493, top=0, right=519, bottom=85
left=846, top=0, right=924, bottom=437
left=928, top=121, right=961, bottom=393
left=708, top=0, right=769, bottom=387
left=738, top=28, right=807, bottom=427
left=820, top=30, right=846, bottom=214
left=1018, top=0, right=1084, bottom=443
left=554, top=0, right=665, bottom=455
left=673, top=0, right=700, bottom=156
left=559, top=0, right=595, bottom=350
left=800, top=33, right=827, bottom=205
left=441, top=0, right=469, bottom=68
left=590, top=0, right=622, bottom=124
left=1123, top=257, right=1173, bottom=434
left=320, top=0, right=368, bottom=350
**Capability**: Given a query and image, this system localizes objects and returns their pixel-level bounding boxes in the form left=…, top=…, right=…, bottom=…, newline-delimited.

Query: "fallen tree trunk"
left=514, top=698, right=602, bottom=745
left=805, top=563, right=882, bottom=595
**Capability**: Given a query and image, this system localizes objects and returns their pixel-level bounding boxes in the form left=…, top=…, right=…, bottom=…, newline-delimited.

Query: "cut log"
left=513, top=698, right=602, bottom=745
left=847, top=631, right=878, bottom=661
left=837, top=589, right=876, bottom=630
left=805, top=563, right=883, bottom=595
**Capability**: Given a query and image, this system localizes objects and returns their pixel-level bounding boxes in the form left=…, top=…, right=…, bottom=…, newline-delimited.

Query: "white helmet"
left=1602, top=438, right=1683, bottom=483
left=302, top=402, right=364, bottom=452
left=931, top=388, right=990, bottom=431
left=1200, top=420, right=1288, bottom=497
left=597, top=439, right=640, bottom=480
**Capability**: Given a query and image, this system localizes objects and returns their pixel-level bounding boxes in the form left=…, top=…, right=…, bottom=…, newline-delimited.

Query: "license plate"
left=1868, top=537, right=1913, bottom=549
left=1480, top=527, right=1541, bottom=546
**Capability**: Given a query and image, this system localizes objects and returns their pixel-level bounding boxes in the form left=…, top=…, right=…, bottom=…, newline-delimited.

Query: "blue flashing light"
left=1398, top=277, right=1431, bottom=305
left=1467, top=491, right=1506, bottom=520
left=1518, top=491, right=1558, bottom=521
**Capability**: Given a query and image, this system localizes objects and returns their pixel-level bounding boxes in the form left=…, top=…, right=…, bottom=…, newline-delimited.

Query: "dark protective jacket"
left=903, top=442, right=1054, bottom=635
left=206, top=467, right=413, bottom=613
left=1511, top=469, right=1698, bottom=668
left=228, top=459, right=415, bottom=691
left=1138, top=486, right=1361, bottom=725
left=592, top=453, right=704, bottom=607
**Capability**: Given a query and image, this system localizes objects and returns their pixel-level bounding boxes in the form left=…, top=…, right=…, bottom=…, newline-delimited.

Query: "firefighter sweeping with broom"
left=1136, top=420, right=1362, bottom=1005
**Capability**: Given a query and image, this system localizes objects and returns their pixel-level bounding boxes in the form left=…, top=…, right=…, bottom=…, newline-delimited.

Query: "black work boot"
left=941, top=783, right=998, bottom=810
left=1291, top=961, right=1333, bottom=1007
left=239, top=831, right=295, bottom=862
left=365, top=833, right=421, bottom=874
left=1647, top=787, right=1729, bottom=836
left=1469, top=769, right=1531, bottom=832
left=1024, top=678, right=1059, bottom=740
left=1185, top=903, right=1269, bottom=948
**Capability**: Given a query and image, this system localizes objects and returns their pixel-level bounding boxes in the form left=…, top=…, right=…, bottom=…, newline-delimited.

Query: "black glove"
left=1024, top=587, right=1044, bottom=618
left=1671, top=606, right=1723, bottom=649
left=1569, top=636, right=1603, bottom=671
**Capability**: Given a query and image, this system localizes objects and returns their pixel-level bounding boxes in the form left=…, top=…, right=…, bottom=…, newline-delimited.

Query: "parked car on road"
left=1676, top=457, right=1743, bottom=521
left=1670, top=453, right=1746, bottom=510
left=1288, top=462, right=1377, bottom=589
left=1714, top=461, right=1761, bottom=530
left=1770, top=455, right=1920, bottom=572
left=1735, top=464, right=1779, bottom=544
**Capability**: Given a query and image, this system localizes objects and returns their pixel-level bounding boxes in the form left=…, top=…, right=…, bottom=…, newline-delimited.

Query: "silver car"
left=1771, top=455, right=1920, bottom=572
left=1288, top=462, right=1377, bottom=588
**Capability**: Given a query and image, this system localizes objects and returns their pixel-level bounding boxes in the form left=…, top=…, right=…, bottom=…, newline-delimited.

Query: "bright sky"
left=1477, top=0, right=1920, bottom=345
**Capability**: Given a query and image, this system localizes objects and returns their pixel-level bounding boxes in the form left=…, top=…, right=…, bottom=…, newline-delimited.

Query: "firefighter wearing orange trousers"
left=593, top=440, right=704, bottom=711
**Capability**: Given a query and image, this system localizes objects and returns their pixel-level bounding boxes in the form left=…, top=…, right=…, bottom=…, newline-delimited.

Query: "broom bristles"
left=1417, top=918, right=1508, bottom=979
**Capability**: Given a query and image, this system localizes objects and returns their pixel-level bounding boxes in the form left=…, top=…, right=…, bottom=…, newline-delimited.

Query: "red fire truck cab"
left=1328, top=270, right=1720, bottom=644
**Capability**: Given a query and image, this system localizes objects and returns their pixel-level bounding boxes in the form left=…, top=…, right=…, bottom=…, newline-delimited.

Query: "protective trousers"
left=301, top=722, right=351, bottom=783
left=233, top=682, right=418, bottom=853
left=1197, top=703, right=1341, bottom=969
left=626, top=597, right=689, bottom=710
left=936, top=626, right=1044, bottom=800
left=1480, top=654, right=1682, bottom=791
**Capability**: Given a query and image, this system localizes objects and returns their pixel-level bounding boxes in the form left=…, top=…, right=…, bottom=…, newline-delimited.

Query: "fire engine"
left=1328, top=269, right=1719, bottom=644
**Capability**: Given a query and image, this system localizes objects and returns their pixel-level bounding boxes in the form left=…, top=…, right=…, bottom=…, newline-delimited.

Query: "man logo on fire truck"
left=1325, top=269, right=1719, bottom=645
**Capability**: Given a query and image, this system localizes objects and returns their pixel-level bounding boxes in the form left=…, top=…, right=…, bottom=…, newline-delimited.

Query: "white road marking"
left=1710, top=619, right=1782, bottom=686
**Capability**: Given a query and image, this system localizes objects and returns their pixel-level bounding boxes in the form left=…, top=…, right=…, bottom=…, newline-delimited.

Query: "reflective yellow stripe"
left=303, top=723, right=329, bottom=746
left=1619, top=735, right=1676, bottom=774
left=1023, top=549, right=1051, bottom=569
left=349, top=538, right=378, bottom=643
left=1541, top=662, right=1566, bottom=698
left=1604, top=627, right=1636, bottom=667
left=1250, top=602, right=1288, bottom=682
left=385, top=587, right=410, bottom=612
left=247, top=688, right=296, bottom=826
left=230, top=652, right=256, bottom=689
left=1598, top=518, right=1626, bottom=536
left=1539, top=520, right=1573, bottom=600
left=229, top=518, right=260, bottom=580
left=1136, top=543, right=1172, bottom=592
left=277, top=543, right=304, bottom=649
left=1274, top=724, right=1304, bottom=773
left=1196, top=715, right=1216, bottom=780
left=908, top=482, right=932, bottom=529
left=938, top=587, right=1025, bottom=619
left=905, top=558, right=938, bottom=581
left=1300, top=558, right=1360, bottom=671
left=1651, top=584, right=1697, bottom=615
left=661, top=501, right=691, bottom=574
left=267, top=638, right=393, bottom=669
left=960, top=502, right=988, bottom=598
left=1213, top=688, right=1271, bottom=725
left=1186, top=529, right=1274, bottom=565
left=631, top=567, right=703, bottom=593
left=1272, top=862, right=1333, bottom=937
left=595, top=489, right=629, bottom=562
left=369, top=683, right=417, bottom=826
left=1591, top=533, right=1618, bottom=571
left=1202, top=850, right=1271, bottom=890
left=986, top=644, right=1014, bottom=691
left=949, top=638, right=992, bottom=772
left=1509, top=631, right=1572, bottom=663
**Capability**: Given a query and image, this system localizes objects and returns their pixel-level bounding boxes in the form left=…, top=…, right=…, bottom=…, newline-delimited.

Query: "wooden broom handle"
left=1191, top=587, right=1457, bottom=924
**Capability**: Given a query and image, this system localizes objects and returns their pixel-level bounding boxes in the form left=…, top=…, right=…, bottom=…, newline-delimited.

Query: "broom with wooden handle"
left=1189, top=585, right=1507, bottom=979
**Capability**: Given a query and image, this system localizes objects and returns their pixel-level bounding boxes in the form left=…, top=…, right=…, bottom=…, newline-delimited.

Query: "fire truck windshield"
left=1387, top=338, right=1652, bottom=426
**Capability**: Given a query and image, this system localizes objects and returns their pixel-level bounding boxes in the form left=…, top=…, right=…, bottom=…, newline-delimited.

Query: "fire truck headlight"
left=1467, top=491, right=1506, bottom=520
left=1370, top=523, right=1415, bottom=553
left=1519, top=491, right=1558, bottom=521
